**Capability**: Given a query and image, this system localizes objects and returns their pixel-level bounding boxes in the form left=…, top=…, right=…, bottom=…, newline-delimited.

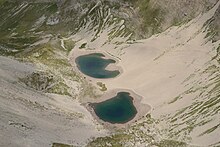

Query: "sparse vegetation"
left=79, top=43, right=87, bottom=49
left=52, top=143, right=74, bottom=147
left=155, top=140, right=187, bottom=147
left=96, top=82, right=107, bottom=91
left=20, top=72, right=54, bottom=91
left=137, top=0, right=163, bottom=34
left=63, top=39, right=76, bottom=52
left=87, top=114, right=189, bottom=147
left=0, top=0, right=220, bottom=146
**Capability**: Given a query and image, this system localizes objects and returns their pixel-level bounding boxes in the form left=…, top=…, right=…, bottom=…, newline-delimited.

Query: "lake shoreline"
left=69, top=49, right=123, bottom=81
left=83, top=89, right=151, bottom=129
left=70, top=49, right=151, bottom=129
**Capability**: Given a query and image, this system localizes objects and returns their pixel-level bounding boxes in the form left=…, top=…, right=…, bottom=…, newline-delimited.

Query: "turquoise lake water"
left=75, top=53, right=120, bottom=78
left=91, top=92, right=137, bottom=124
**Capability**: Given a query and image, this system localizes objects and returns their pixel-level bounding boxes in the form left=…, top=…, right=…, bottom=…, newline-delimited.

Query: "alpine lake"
left=76, top=53, right=139, bottom=124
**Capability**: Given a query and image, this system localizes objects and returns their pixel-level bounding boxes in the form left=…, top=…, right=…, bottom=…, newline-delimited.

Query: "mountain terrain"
left=0, top=0, right=220, bottom=147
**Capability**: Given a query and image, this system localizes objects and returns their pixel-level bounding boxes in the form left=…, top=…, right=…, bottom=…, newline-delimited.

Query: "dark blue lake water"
left=75, top=53, right=120, bottom=78
left=91, top=92, right=137, bottom=124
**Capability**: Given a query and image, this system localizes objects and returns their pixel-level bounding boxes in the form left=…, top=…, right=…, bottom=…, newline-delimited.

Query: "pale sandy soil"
left=1, top=1, right=220, bottom=146
left=94, top=0, right=220, bottom=114
left=70, top=1, right=220, bottom=146
left=70, top=47, right=151, bottom=129
left=0, top=56, right=107, bottom=147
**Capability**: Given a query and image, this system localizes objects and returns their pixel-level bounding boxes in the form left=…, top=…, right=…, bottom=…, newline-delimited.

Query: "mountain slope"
left=0, top=0, right=220, bottom=147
